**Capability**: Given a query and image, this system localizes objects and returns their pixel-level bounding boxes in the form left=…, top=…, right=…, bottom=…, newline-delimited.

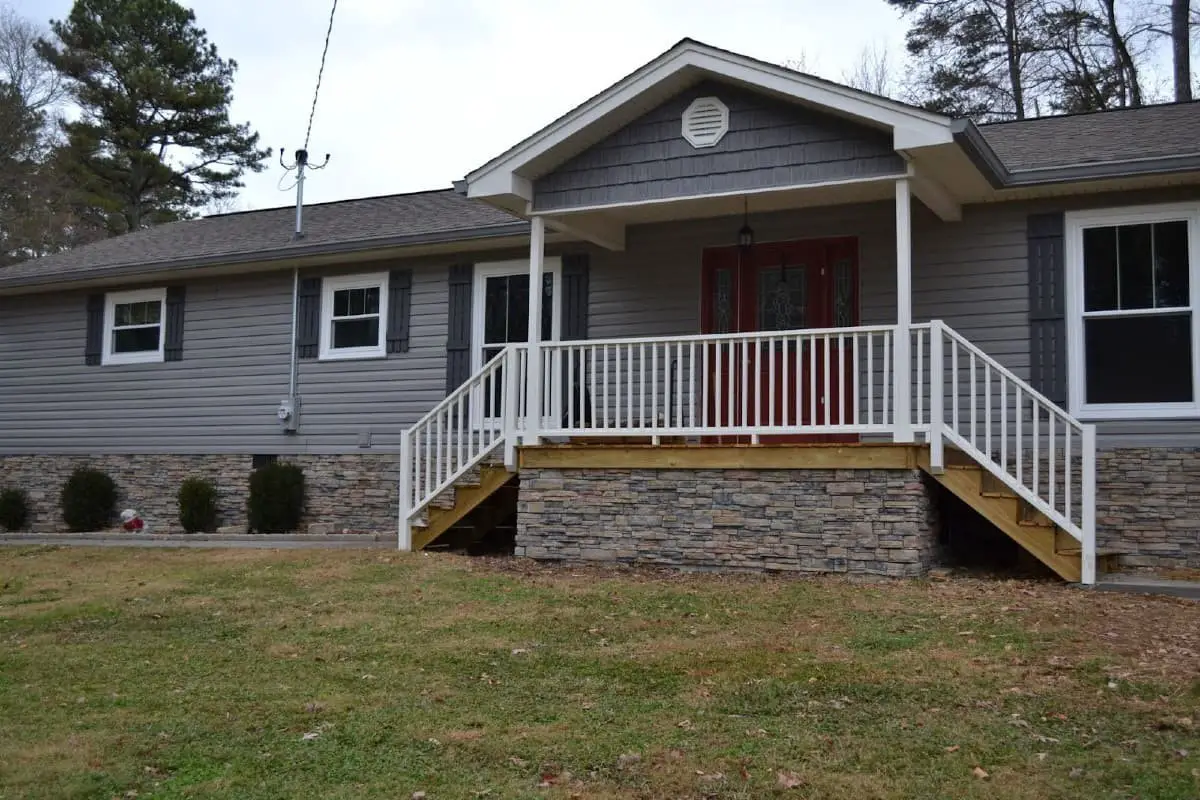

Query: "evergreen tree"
left=36, top=0, right=268, bottom=234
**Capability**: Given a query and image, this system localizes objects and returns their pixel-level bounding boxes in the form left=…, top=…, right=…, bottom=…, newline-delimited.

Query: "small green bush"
left=178, top=478, right=219, bottom=533
left=247, top=462, right=304, bottom=533
left=0, top=488, right=29, bottom=531
left=61, top=467, right=117, bottom=532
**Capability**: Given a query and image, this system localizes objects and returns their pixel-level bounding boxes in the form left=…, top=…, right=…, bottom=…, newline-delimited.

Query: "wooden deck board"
left=519, top=443, right=922, bottom=470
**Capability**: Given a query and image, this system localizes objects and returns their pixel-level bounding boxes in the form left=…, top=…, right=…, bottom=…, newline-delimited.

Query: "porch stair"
left=411, top=464, right=516, bottom=551
left=917, top=448, right=1114, bottom=582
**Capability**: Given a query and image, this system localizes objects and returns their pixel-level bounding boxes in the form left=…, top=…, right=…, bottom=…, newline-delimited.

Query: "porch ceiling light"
left=738, top=198, right=754, bottom=252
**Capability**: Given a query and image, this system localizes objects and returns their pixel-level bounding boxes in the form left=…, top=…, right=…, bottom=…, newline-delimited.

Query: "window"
left=1066, top=203, right=1200, bottom=419
left=319, top=273, right=388, bottom=360
left=103, top=288, right=166, bottom=365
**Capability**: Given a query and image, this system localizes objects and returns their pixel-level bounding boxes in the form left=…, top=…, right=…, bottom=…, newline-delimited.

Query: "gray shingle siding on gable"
left=532, top=81, right=905, bottom=211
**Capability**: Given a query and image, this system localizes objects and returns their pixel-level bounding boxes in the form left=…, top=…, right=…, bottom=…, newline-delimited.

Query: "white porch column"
left=525, top=215, right=546, bottom=445
left=893, top=178, right=914, bottom=442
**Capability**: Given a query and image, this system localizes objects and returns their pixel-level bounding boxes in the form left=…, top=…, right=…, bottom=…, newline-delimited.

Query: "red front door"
left=700, top=237, right=859, bottom=443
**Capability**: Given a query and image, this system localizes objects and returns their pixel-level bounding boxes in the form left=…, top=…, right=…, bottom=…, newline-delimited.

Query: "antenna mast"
left=279, top=148, right=330, bottom=239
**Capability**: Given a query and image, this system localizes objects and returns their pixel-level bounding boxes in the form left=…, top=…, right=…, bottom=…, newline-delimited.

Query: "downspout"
left=288, top=267, right=300, bottom=400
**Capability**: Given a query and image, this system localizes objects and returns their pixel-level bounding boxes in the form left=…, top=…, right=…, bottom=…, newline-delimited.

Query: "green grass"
left=0, top=548, right=1197, bottom=799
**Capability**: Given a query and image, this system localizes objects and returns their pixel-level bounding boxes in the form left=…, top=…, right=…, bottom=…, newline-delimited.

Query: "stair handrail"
left=928, top=320, right=1097, bottom=584
left=398, top=345, right=524, bottom=549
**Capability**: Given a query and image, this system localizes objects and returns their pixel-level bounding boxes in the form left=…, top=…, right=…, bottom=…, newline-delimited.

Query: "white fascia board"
left=466, top=41, right=955, bottom=200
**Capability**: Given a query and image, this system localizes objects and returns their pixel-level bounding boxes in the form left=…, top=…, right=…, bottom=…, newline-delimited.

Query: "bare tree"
left=1170, top=0, right=1192, bottom=100
left=0, top=5, right=65, bottom=112
left=842, top=43, right=897, bottom=96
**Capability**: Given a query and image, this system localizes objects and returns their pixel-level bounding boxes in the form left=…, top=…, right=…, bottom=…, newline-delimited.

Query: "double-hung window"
left=319, top=273, right=388, bottom=360
left=103, top=288, right=166, bottom=365
left=1066, top=203, right=1200, bottom=419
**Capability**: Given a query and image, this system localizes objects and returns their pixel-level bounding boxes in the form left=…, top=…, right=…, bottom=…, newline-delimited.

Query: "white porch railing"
left=397, top=321, right=1096, bottom=584
left=921, top=320, right=1096, bottom=583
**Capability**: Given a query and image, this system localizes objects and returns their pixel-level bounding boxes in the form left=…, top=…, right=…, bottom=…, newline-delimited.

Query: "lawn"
left=1, top=548, right=1198, bottom=799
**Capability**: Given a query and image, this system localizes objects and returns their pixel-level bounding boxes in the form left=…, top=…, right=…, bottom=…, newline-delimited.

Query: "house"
left=2, top=39, right=1199, bottom=584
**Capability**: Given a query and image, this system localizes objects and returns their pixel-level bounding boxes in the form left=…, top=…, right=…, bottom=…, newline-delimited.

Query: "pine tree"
left=35, top=0, right=269, bottom=234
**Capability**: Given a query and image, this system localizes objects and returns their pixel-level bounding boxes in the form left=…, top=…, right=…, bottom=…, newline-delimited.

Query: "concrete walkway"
left=0, top=532, right=394, bottom=550
left=1089, top=573, right=1200, bottom=600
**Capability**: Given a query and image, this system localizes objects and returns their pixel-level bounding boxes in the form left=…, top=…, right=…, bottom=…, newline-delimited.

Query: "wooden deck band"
left=518, top=443, right=923, bottom=470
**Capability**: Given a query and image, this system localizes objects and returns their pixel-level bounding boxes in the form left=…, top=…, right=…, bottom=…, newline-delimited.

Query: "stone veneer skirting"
left=1098, top=448, right=1200, bottom=569
left=516, top=467, right=941, bottom=577
left=0, top=454, right=398, bottom=535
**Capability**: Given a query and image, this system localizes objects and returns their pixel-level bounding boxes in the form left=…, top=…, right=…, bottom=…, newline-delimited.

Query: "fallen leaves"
left=972, top=766, right=989, bottom=779
left=776, top=770, right=805, bottom=789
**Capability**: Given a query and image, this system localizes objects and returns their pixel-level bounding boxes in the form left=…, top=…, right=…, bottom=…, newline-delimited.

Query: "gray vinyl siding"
left=533, top=80, right=905, bottom=212
left=0, top=249, right=526, bottom=456
left=0, top=273, right=292, bottom=454
left=913, top=186, right=1200, bottom=448
left=4, top=188, right=1200, bottom=456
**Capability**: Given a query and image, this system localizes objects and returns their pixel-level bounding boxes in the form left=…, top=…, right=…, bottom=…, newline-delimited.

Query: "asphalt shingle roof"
left=978, top=101, right=1200, bottom=173
left=0, top=189, right=524, bottom=287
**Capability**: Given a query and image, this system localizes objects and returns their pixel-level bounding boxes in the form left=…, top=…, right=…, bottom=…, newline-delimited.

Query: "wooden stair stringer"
left=412, top=466, right=516, bottom=551
left=918, top=455, right=1082, bottom=583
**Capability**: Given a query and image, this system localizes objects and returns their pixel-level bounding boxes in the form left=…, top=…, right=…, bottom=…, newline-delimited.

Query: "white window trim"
left=318, top=272, right=389, bottom=361
left=102, top=287, right=167, bottom=365
left=1065, top=201, right=1200, bottom=420
left=469, top=258, right=563, bottom=375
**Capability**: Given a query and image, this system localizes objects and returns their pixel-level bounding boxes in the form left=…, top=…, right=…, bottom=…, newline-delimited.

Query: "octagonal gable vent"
left=681, top=96, right=729, bottom=148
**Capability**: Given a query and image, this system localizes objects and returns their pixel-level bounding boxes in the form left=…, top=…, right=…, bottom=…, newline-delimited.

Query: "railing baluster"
left=782, top=334, right=791, bottom=427
left=1065, top=422, right=1072, bottom=525
left=741, top=338, right=749, bottom=430
left=602, top=343, right=610, bottom=429
left=651, top=343, right=659, bottom=429
left=1000, top=375, right=1007, bottom=471
left=701, top=341, right=709, bottom=428
left=591, top=343, right=599, bottom=432
left=882, top=331, right=891, bottom=426
left=1033, top=406, right=1040, bottom=497
left=916, top=327, right=924, bottom=427
left=689, top=341, right=697, bottom=428
left=796, top=334, right=804, bottom=428
left=823, top=333, right=831, bottom=427
left=1049, top=414, right=1056, bottom=514
left=614, top=343, right=623, bottom=430
left=969, top=353, right=977, bottom=448
left=768, top=336, right=776, bottom=429
left=951, top=344, right=959, bottom=432
left=639, top=343, right=646, bottom=429
left=838, top=333, right=846, bottom=427
left=1015, top=386, right=1022, bottom=486
left=866, top=333, right=874, bottom=426
left=676, top=341, right=684, bottom=429
left=985, top=363, right=992, bottom=458
left=852, top=334, right=860, bottom=426
left=809, top=333, right=818, bottom=427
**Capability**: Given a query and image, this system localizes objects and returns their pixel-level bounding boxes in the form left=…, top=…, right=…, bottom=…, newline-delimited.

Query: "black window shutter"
left=296, top=277, right=322, bottom=359
left=1028, top=213, right=1066, bottom=405
left=164, top=286, right=186, bottom=361
left=446, top=263, right=473, bottom=392
left=84, top=294, right=104, bottom=366
left=386, top=268, right=413, bottom=354
left=562, top=253, right=590, bottom=341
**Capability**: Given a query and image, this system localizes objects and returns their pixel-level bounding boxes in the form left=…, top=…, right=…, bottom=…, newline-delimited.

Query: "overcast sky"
left=16, top=0, right=909, bottom=211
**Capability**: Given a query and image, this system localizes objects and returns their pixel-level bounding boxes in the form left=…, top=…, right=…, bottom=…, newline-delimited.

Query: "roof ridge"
left=205, top=186, right=460, bottom=218
left=979, top=99, right=1200, bottom=128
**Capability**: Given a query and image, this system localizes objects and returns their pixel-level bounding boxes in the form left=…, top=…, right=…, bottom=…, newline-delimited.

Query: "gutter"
left=0, top=221, right=531, bottom=291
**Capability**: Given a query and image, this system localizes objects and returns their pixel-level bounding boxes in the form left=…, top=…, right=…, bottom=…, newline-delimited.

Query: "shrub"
left=178, top=478, right=219, bottom=533
left=61, top=467, right=117, bottom=532
left=0, top=488, right=29, bottom=531
left=247, top=462, right=304, bottom=533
